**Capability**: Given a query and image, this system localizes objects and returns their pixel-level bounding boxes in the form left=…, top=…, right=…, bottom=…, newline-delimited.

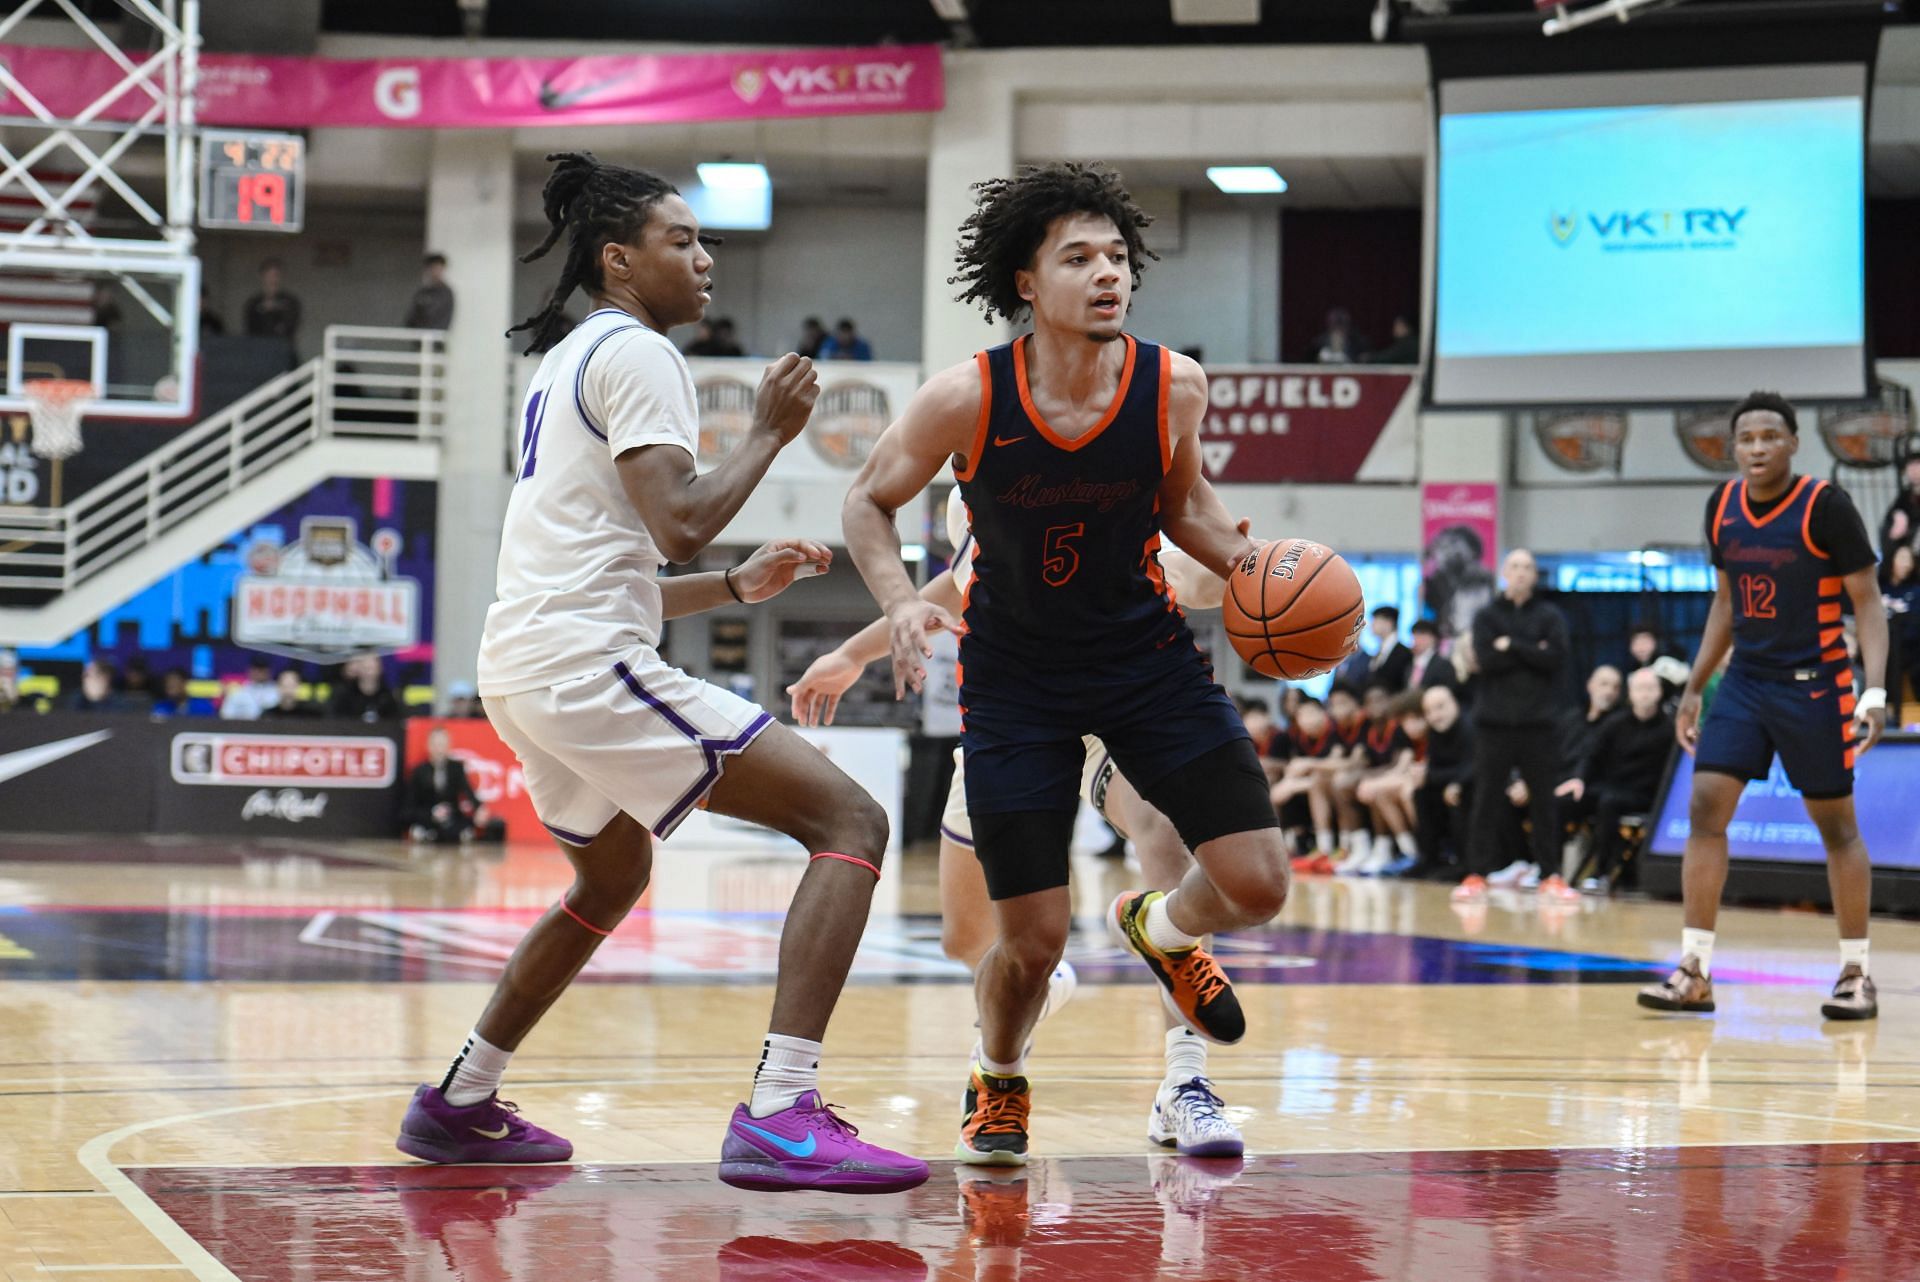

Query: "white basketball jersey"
left=477, top=308, right=702, bottom=697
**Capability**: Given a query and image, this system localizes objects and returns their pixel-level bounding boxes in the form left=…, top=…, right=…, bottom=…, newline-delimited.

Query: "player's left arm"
left=1845, top=564, right=1889, bottom=753
left=1157, top=354, right=1257, bottom=579
left=658, top=537, right=832, bottom=619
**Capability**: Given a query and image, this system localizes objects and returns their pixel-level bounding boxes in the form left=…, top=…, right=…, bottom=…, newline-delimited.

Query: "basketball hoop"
left=24, top=378, right=93, bottom=459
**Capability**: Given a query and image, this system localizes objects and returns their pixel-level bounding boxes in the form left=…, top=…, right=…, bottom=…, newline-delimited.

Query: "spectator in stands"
left=1415, top=684, right=1474, bottom=878
left=264, top=669, right=317, bottom=719
left=1361, top=606, right=1410, bottom=692
left=1237, top=695, right=1277, bottom=760
left=219, top=656, right=279, bottom=720
left=797, top=316, right=828, bottom=359
left=403, top=253, right=454, bottom=330
left=686, top=317, right=744, bottom=357
left=1344, top=684, right=1422, bottom=874
left=329, top=653, right=403, bottom=722
left=403, top=727, right=505, bottom=845
left=1311, top=306, right=1368, bottom=365
left=1558, top=664, right=1622, bottom=784
left=1460, top=548, right=1571, bottom=902
left=199, top=285, right=225, bottom=337
left=820, top=317, right=873, bottom=361
left=1271, top=696, right=1345, bottom=867
left=1367, top=315, right=1418, bottom=365
left=445, top=679, right=484, bottom=718
left=71, top=659, right=132, bottom=713
left=243, top=259, right=301, bottom=343
left=90, top=282, right=121, bottom=331
left=1884, top=544, right=1918, bottom=708
left=1880, top=457, right=1920, bottom=562
left=1554, top=667, right=1674, bottom=889
left=152, top=667, right=214, bottom=718
left=1405, top=619, right=1451, bottom=692
left=119, top=655, right=153, bottom=708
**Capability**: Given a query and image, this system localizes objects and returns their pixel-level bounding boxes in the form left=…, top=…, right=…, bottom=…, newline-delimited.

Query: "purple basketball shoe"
left=395, top=1085, right=573, bottom=1164
left=719, top=1091, right=928, bottom=1193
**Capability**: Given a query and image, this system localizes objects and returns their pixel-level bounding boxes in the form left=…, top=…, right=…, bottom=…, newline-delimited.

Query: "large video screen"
left=1647, top=738, right=1920, bottom=869
left=1431, top=65, right=1868, bottom=406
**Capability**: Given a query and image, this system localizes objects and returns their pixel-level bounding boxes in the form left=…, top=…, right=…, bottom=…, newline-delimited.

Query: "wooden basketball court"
left=0, top=835, right=1912, bottom=1280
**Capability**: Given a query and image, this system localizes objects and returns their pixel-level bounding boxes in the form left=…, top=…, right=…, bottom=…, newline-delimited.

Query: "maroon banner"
left=1198, top=368, right=1416, bottom=483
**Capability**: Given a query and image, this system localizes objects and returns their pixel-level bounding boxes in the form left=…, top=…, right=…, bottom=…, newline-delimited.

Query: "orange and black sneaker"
left=1636, top=956, right=1715, bottom=1013
left=1110, top=891, right=1246, bottom=1045
left=956, top=1063, right=1031, bottom=1166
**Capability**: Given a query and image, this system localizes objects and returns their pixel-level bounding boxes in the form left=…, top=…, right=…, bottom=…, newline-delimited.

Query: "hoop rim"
left=22, top=377, right=97, bottom=404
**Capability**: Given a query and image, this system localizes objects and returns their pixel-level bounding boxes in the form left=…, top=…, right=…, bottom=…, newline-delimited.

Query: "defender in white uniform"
left=787, top=485, right=1248, bottom=1157
left=396, top=153, right=926, bottom=1196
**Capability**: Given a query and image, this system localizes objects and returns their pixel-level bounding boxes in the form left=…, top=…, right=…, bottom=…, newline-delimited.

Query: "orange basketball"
left=1222, top=539, right=1367, bottom=680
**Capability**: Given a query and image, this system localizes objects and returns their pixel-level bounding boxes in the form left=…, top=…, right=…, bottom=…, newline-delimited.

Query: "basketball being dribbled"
left=1222, top=539, right=1367, bottom=680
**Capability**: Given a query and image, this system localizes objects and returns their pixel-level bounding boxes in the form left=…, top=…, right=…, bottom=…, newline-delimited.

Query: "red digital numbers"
left=237, top=173, right=287, bottom=225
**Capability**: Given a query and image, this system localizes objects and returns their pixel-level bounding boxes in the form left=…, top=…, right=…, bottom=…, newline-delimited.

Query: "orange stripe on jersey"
left=1013, top=333, right=1136, bottom=452
left=1801, top=479, right=1830, bottom=557
left=1837, top=668, right=1855, bottom=688
left=1141, top=531, right=1181, bottom=616
left=1840, top=692, right=1857, bottom=716
left=1739, top=474, right=1811, bottom=529
left=1156, top=345, right=1173, bottom=475
left=1819, top=626, right=1843, bottom=647
left=1709, top=482, right=1736, bottom=555
left=1823, top=648, right=1848, bottom=663
left=954, top=351, right=993, bottom=482
left=1818, top=603, right=1841, bottom=623
left=1818, top=576, right=1844, bottom=595
left=1845, top=747, right=1857, bottom=770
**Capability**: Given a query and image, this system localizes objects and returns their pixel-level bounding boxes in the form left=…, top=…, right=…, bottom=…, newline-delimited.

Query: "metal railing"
left=0, top=326, right=444, bottom=595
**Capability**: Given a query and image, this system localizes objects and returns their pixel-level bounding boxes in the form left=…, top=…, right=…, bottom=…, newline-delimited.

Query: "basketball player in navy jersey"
left=842, top=163, right=1289, bottom=1163
left=1639, top=392, right=1888, bottom=1020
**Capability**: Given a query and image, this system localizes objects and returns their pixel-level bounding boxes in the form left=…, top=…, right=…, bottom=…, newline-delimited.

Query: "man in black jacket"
left=1554, top=667, right=1674, bottom=886
left=403, top=727, right=504, bottom=844
left=1460, top=548, right=1572, bottom=900
left=1415, top=684, right=1475, bottom=878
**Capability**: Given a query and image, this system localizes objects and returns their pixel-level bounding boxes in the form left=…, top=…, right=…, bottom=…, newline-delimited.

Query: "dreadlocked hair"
left=508, top=151, right=680, bottom=353
left=948, top=162, right=1157, bottom=324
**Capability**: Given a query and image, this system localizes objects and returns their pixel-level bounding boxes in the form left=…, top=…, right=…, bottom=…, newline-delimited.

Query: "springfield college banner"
left=0, top=43, right=944, bottom=129
left=1197, top=367, right=1418, bottom=484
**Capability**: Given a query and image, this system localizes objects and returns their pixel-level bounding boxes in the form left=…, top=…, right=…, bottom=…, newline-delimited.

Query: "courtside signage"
left=170, top=734, right=397, bottom=789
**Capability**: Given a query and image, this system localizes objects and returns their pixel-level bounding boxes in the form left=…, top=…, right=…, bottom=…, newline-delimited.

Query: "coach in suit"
left=403, top=727, right=504, bottom=844
left=1337, top=606, right=1413, bottom=693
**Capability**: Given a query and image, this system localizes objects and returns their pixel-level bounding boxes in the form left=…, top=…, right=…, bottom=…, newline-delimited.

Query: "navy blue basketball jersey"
left=1708, top=475, right=1844, bottom=673
left=953, top=334, right=1186, bottom=667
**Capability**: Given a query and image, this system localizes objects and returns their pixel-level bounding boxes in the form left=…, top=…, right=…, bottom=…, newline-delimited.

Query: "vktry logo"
left=242, top=788, right=328, bottom=823
left=760, top=61, right=915, bottom=99
left=1549, top=208, right=1747, bottom=249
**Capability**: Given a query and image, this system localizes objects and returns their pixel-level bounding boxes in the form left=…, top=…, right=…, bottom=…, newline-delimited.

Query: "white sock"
left=749, top=1033, right=822, bottom=1117
left=1840, top=938, right=1870, bottom=975
left=1372, top=833, right=1395, bottom=861
left=1145, top=893, right=1202, bottom=953
left=1682, top=927, right=1716, bottom=977
left=974, top=1040, right=1026, bottom=1078
left=441, top=1030, right=512, bottom=1107
left=1163, top=1027, right=1207, bottom=1085
left=1394, top=830, right=1418, bottom=857
left=1341, top=830, right=1365, bottom=854
left=1316, top=829, right=1335, bottom=855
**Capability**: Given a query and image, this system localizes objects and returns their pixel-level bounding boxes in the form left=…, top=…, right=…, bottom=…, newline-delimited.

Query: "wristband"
left=724, top=566, right=744, bottom=603
left=1856, top=687, right=1887, bottom=716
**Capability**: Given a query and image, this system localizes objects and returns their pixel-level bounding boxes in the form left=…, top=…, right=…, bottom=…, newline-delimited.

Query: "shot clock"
left=200, top=130, right=304, bottom=232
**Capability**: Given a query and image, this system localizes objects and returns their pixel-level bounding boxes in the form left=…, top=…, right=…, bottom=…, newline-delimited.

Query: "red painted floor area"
left=131, top=1144, right=1920, bottom=1281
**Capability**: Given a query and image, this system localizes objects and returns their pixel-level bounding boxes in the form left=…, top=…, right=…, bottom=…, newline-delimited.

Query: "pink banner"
left=1420, top=482, right=1500, bottom=640
left=0, top=42, right=944, bottom=128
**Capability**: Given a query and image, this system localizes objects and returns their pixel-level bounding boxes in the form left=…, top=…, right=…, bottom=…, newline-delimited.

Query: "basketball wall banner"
left=686, top=359, right=922, bottom=481
left=0, top=43, right=944, bottom=130
left=1196, top=368, right=1418, bottom=484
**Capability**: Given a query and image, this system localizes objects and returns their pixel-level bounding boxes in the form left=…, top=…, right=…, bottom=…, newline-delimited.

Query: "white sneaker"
left=1037, top=959, right=1078, bottom=1025
left=1517, top=865, right=1543, bottom=891
left=1331, top=844, right=1370, bottom=875
left=1147, top=1076, right=1245, bottom=1157
left=1487, top=860, right=1536, bottom=888
left=1352, top=836, right=1394, bottom=876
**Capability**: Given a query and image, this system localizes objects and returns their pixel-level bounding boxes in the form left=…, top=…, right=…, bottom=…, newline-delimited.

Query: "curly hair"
left=507, top=151, right=682, bottom=354
left=948, top=163, right=1157, bottom=324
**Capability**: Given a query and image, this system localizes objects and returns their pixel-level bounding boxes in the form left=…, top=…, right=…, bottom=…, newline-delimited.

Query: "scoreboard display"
left=200, top=130, right=304, bottom=232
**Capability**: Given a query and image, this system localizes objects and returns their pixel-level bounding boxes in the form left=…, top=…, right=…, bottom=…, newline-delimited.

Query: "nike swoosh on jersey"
left=471, top=1123, right=512, bottom=1140
left=0, top=730, right=114, bottom=786
left=992, top=435, right=1027, bottom=447
left=1810, top=689, right=1829, bottom=700
left=734, top=1120, right=818, bottom=1158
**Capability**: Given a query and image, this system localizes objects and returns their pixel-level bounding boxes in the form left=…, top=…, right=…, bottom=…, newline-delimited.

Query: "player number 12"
left=1737, top=572, right=1777, bottom=620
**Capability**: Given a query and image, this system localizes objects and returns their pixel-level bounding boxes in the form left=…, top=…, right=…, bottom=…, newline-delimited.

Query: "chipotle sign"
left=170, top=733, right=397, bottom=788
left=1198, top=367, right=1416, bottom=483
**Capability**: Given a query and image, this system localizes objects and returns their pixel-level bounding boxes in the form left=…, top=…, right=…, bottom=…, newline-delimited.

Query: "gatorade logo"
left=375, top=67, right=423, bottom=120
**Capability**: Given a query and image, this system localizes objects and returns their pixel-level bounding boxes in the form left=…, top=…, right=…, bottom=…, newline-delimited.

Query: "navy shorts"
left=1696, top=664, right=1856, bottom=799
left=959, top=634, right=1248, bottom=818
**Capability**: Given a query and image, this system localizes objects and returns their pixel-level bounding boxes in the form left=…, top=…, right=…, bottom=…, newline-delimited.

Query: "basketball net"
left=24, top=378, right=92, bottom=460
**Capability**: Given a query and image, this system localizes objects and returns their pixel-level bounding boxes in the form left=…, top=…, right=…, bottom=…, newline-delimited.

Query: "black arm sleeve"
left=1705, top=483, right=1730, bottom=570
left=1813, top=485, right=1878, bottom=578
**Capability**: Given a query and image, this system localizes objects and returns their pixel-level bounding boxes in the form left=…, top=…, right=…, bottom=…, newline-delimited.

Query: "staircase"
left=0, top=326, right=445, bottom=646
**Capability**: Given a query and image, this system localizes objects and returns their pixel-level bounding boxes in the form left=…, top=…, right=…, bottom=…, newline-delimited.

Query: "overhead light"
left=696, top=162, right=770, bottom=191
left=1172, top=0, right=1261, bottom=23
left=1206, top=166, right=1287, bottom=194
left=927, top=0, right=968, bottom=18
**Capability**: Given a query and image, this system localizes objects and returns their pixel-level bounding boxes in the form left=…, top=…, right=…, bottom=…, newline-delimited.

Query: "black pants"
left=1415, top=782, right=1470, bottom=874
left=1468, top=723, right=1563, bottom=876
left=1579, top=785, right=1654, bottom=880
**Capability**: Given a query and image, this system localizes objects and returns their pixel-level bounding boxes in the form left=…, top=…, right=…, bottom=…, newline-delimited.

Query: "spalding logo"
left=1268, top=539, right=1325, bottom=581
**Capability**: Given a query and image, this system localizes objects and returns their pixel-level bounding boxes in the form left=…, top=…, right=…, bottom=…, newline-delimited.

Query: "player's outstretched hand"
left=1674, top=690, right=1702, bottom=755
left=752, top=353, right=820, bottom=445
left=886, top=599, right=963, bottom=699
left=731, top=538, right=831, bottom=603
left=787, top=650, right=862, bottom=727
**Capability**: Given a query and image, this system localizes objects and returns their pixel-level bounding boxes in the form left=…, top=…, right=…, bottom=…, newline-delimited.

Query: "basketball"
left=1222, top=538, right=1367, bottom=680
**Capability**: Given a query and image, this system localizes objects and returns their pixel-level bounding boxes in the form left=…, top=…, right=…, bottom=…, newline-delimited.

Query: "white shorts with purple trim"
left=939, top=735, right=1115, bottom=849
left=485, top=646, right=773, bottom=845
